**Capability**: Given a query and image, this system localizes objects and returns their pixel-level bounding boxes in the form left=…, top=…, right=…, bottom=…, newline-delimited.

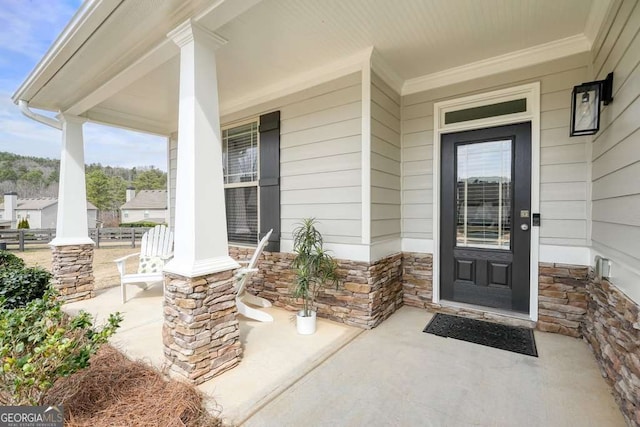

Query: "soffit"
left=26, top=0, right=210, bottom=111
left=209, top=0, right=592, bottom=102
left=27, top=0, right=595, bottom=133
left=93, top=56, right=180, bottom=133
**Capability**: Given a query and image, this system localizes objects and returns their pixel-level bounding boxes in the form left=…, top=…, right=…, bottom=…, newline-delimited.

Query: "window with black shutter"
left=221, top=111, right=280, bottom=250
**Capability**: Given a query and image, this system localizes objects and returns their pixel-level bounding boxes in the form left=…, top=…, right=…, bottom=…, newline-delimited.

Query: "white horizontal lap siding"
left=219, top=73, right=363, bottom=245
left=280, top=75, right=362, bottom=244
left=371, top=72, right=401, bottom=243
left=401, top=53, right=591, bottom=248
left=590, top=0, right=640, bottom=303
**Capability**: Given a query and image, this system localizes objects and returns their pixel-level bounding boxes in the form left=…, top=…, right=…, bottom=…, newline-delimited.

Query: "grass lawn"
left=15, top=244, right=139, bottom=290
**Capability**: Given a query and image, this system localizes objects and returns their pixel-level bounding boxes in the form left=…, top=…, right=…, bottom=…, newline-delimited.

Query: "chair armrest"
left=114, top=252, right=140, bottom=277
left=234, top=267, right=259, bottom=278
left=114, top=252, right=141, bottom=263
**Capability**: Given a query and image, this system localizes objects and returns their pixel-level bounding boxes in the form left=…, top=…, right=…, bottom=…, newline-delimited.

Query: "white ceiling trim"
left=370, top=49, right=403, bottom=95
left=64, top=0, right=260, bottom=117
left=402, top=34, right=591, bottom=95
left=194, top=0, right=263, bottom=27
left=219, top=47, right=372, bottom=116
left=84, top=106, right=171, bottom=136
left=584, top=0, right=615, bottom=47
left=167, top=19, right=228, bottom=49
left=65, top=40, right=177, bottom=116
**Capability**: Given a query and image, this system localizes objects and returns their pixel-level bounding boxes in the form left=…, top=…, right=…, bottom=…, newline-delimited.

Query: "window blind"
left=222, top=121, right=259, bottom=245
left=455, top=140, right=512, bottom=249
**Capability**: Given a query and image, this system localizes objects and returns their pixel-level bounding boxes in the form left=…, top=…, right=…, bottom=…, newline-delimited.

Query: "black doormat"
left=423, top=313, right=538, bottom=357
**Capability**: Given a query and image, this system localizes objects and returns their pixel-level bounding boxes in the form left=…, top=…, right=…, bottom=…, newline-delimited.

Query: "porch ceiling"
left=15, top=0, right=603, bottom=135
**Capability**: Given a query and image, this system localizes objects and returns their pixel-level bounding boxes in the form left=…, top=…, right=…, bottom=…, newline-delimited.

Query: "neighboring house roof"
left=0, top=198, right=97, bottom=211
left=120, top=190, right=167, bottom=210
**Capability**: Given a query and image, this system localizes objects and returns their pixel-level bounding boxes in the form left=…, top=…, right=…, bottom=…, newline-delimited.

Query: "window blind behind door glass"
left=455, top=140, right=512, bottom=249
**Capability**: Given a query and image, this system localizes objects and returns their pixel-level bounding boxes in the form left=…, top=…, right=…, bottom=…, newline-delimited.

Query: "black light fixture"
left=570, top=72, right=614, bottom=136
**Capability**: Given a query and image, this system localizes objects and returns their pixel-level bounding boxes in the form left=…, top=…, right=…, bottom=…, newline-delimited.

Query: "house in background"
left=0, top=192, right=97, bottom=229
left=11, top=0, right=640, bottom=423
left=120, top=188, right=168, bottom=225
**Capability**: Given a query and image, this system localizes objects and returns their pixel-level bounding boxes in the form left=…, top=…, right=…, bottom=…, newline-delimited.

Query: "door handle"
left=520, top=223, right=529, bottom=231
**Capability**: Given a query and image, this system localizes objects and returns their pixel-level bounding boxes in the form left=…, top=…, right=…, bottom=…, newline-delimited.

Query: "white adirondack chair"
left=115, top=225, right=174, bottom=303
left=235, top=229, right=274, bottom=322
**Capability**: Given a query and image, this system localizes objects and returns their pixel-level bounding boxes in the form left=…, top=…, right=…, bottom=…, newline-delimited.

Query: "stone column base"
left=51, top=244, right=95, bottom=302
left=163, top=269, right=242, bottom=385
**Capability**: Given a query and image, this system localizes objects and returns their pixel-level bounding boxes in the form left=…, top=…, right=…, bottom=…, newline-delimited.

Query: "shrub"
left=17, top=218, right=30, bottom=229
left=119, top=221, right=164, bottom=228
left=0, top=250, right=25, bottom=270
left=0, top=290, right=122, bottom=405
left=291, top=218, right=339, bottom=317
left=0, top=267, right=52, bottom=309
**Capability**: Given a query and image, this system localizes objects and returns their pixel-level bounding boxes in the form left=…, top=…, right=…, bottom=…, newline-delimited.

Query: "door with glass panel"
left=440, top=122, right=531, bottom=313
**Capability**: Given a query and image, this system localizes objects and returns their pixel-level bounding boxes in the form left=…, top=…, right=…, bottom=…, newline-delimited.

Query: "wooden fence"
left=0, top=227, right=151, bottom=251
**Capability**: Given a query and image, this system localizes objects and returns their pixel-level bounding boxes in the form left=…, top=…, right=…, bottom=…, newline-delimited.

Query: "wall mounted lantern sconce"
left=570, top=72, right=614, bottom=136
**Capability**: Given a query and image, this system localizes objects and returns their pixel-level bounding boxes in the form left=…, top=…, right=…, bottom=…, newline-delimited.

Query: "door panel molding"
left=432, top=82, right=540, bottom=321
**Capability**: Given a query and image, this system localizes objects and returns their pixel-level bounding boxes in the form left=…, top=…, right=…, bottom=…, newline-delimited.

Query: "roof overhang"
left=13, top=0, right=614, bottom=136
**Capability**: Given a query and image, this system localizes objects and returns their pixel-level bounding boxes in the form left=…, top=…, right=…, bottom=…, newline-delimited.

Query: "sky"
left=0, top=0, right=167, bottom=170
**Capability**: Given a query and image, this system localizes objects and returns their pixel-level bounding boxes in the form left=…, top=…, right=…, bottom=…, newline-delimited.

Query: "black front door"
left=440, top=122, right=531, bottom=313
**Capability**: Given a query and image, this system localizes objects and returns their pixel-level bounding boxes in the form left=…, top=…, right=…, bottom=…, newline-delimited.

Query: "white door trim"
left=432, top=82, right=541, bottom=321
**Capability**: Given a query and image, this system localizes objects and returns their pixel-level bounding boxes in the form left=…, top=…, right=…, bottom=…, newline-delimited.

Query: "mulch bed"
left=44, top=345, right=222, bottom=427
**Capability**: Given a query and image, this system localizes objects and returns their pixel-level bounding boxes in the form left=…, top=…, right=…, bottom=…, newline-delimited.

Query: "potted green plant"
left=291, top=218, right=339, bottom=334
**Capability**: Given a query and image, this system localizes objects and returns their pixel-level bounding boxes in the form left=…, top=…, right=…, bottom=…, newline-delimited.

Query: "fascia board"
left=12, top=0, right=123, bottom=104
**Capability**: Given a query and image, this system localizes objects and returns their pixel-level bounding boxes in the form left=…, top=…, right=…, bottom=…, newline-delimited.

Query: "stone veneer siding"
left=401, top=253, right=433, bottom=308
left=231, top=246, right=640, bottom=422
left=51, top=244, right=94, bottom=302
left=229, top=247, right=403, bottom=329
left=163, top=270, right=242, bottom=385
left=537, top=263, right=589, bottom=338
left=584, top=277, right=640, bottom=426
left=401, top=252, right=534, bottom=328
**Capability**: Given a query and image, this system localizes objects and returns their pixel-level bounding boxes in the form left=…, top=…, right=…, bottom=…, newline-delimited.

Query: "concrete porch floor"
left=65, top=285, right=625, bottom=427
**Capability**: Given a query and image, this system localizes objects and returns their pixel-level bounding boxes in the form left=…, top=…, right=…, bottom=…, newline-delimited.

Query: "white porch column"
left=162, top=21, right=242, bottom=384
left=50, top=114, right=93, bottom=246
left=164, top=20, right=238, bottom=278
left=50, top=114, right=95, bottom=302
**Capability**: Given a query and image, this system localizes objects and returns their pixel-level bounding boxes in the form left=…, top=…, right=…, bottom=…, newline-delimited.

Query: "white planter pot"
left=296, top=310, right=317, bottom=335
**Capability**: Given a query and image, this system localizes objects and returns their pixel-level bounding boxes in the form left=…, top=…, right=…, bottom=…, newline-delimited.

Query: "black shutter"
left=259, top=111, right=280, bottom=252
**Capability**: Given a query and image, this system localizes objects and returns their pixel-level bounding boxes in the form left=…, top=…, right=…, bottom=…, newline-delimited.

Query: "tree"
left=109, top=176, right=128, bottom=207
left=133, top=168, right=166, bottom=191
left=21, top=170, right=44, bottom=187
left=86, top=170, right=113, bottom=211
left=46, top=168, right=59, bottom=186
left=0, top=168, right=17, bottom=183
